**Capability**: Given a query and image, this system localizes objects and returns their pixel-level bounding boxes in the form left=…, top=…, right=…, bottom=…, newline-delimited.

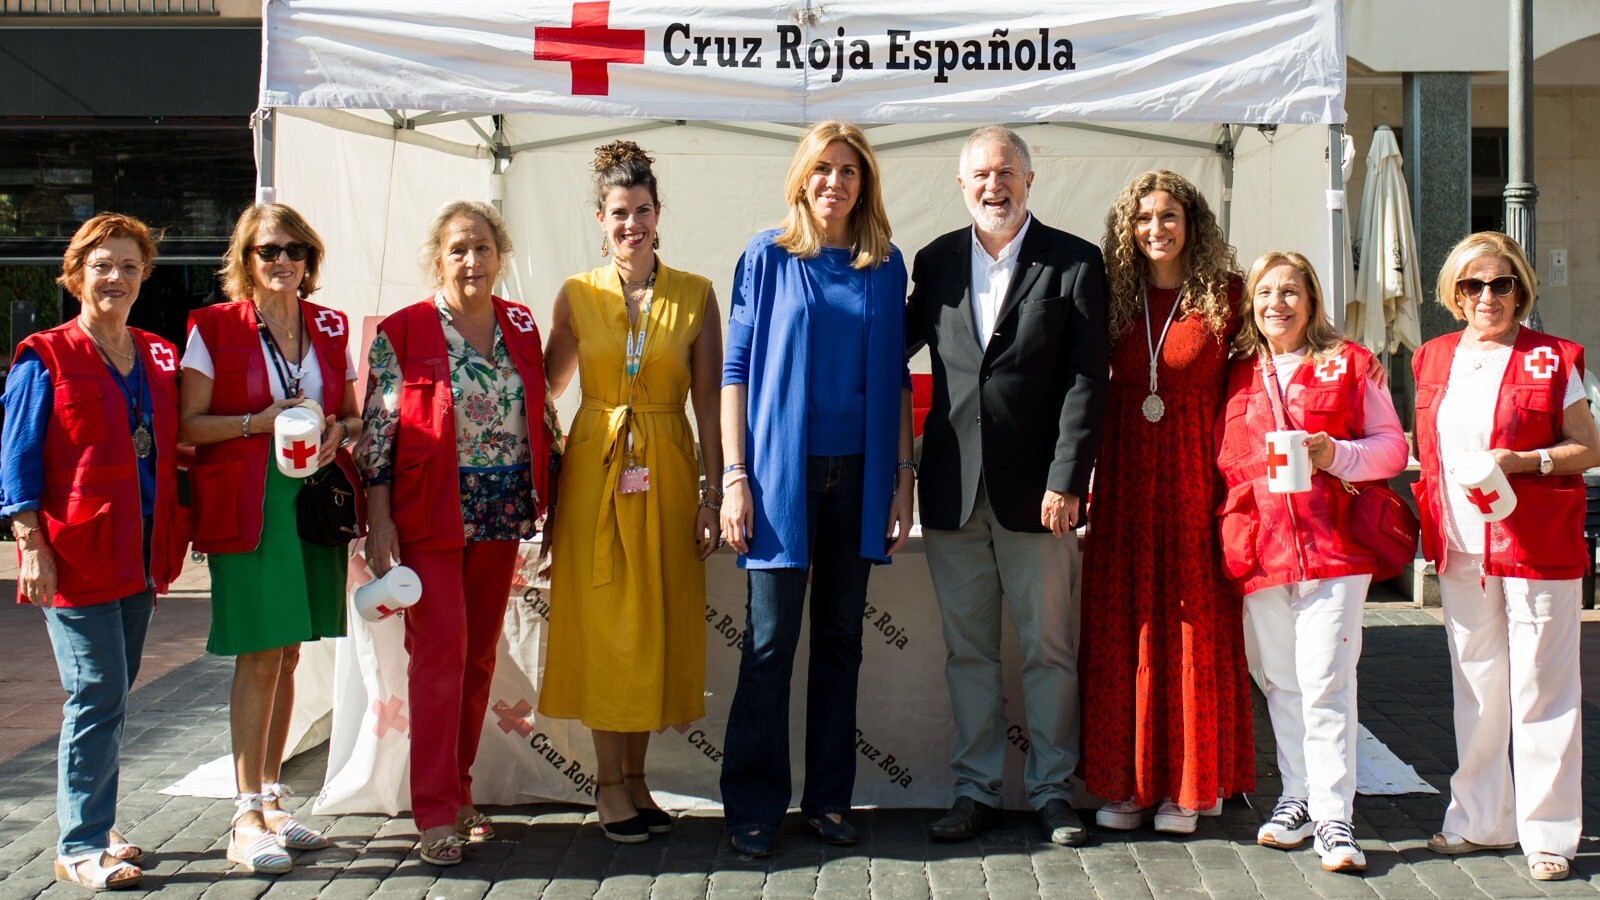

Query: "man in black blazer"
left=906, top=126, right=1109, bottom=845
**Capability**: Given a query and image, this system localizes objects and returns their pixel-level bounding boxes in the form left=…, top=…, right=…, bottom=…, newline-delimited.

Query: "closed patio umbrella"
left=1351, top=126, right=1423, bottom=354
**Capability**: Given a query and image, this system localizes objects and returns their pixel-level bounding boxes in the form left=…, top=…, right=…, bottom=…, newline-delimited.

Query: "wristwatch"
left=1537, top=448, right=1554, bottom=476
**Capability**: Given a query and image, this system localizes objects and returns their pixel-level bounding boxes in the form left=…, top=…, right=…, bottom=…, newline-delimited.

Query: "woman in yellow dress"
left=540, top=141, right=724, bottom=843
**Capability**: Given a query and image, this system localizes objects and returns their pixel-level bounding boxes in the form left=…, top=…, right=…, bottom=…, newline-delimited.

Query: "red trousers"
left=401, top=539, right=520, bottom=831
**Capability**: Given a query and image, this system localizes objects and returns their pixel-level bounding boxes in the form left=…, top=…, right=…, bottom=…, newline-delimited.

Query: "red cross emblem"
left=1465, top=486, right=1500, bottom=515
left=655, top=722, right=691, bottom=736
left=372, top=696, right=409, bottom=737
left=533, top=2, right=645, bottom=96
left=492, top=699, right=534, bottom=737
left=149, top=343, right=176, bottom=373
left=1314, top=356, right=1347, bottom=383
left=505, top=306, right=536, bottom=334
left=314, top=309, right=346, bottom=339
left=1266, top=447, right=1290, bottom=480
left=1525, top=346, right=1558, bottom=380
left=281, top=439, right=317, bottom=469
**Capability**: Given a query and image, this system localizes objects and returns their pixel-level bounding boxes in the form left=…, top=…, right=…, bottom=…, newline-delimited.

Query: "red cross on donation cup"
left=1451, top=450, right=1517, bottom=523
left=1265, top=429, right=1312, bottom=494
left=355, top=565, right=422, bottom=622
left=274, top=405, right=323, bottom=478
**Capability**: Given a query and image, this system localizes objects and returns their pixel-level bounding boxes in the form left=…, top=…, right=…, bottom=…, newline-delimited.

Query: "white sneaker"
left=1095, top=800, right=1155, bottom=831
left=1153, top=800, right=1198, bottom=834
left=1314, top=819, right=1367, bottom=873
left=1256, top=797, right=1312, bottom=849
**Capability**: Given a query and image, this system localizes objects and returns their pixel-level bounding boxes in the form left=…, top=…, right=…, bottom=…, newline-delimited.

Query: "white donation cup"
left=274, top=406, right=323, bottom=478
left=1452, top=450, right=1518, bottom=523
left=1265, top=429, right=1312, bottom=494
left=354, top=565, right=422, bottom=622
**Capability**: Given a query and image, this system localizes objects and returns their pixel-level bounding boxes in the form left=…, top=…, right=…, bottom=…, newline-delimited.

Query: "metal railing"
left=1, top=0, right=218, bottom=14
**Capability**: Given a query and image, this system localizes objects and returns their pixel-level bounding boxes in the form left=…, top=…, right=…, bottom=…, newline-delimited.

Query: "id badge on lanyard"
left=617, top=429, right=650, bottom=494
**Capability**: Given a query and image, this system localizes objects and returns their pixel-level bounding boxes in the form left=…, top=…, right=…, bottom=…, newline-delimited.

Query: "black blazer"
left=906, top=217, right=1110, bottom=533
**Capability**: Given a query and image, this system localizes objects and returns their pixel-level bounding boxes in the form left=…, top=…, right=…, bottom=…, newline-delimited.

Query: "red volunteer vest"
left=1412, top=327, right=1586, bottom=579
left=378, top=296, right=551, bottom=551
left=14, top=323, right=190, bottom=607
left=1215, top=343, right=1383, bottom=594
left=187, top=299, right=365, bottom=554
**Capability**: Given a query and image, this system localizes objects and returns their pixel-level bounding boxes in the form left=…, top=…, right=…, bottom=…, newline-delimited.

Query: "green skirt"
left=207, top=462, right=348, bottom=656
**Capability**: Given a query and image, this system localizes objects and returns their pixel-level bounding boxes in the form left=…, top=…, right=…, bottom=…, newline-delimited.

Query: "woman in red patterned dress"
left=1079, top=170, right=1254, bottom=835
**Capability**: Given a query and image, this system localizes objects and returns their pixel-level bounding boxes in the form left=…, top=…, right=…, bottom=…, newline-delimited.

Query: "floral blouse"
left=357, top=298, right=539, bottom=541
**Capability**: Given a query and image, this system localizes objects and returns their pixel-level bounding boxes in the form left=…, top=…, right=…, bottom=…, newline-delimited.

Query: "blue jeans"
left=42, top=525, right=155, bottom=857
left=721, top=455, right=874, bottom=833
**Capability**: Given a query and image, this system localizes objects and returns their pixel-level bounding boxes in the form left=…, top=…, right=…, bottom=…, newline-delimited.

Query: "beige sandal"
left=54, top=851, right=143, bottom=891
left=106, top=829, right=143, bottom=865
left=455, top=811, right=495, bottom=843
left=419, top=833, right=464, bottom=866
left=1427, top=831, right=1516, bottom=855
left=1528, top=851, right=1571, bottom=881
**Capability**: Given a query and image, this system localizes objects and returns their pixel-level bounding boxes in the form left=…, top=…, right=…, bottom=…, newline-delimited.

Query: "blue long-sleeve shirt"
left=1, top=349, right=157, bottom=518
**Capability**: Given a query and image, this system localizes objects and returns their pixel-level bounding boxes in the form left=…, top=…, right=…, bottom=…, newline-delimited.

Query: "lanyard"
left=252, top=304, right=304, bottom=398
left=1259, top=352, right=1299, bottom=432
left=620, top=269, right=656, bottom=464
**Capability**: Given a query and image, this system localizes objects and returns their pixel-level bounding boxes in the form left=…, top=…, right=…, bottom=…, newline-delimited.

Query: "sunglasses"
left=253, top=243, right=311, bottom=262
left=1456, top=276, right=1517, bottom=298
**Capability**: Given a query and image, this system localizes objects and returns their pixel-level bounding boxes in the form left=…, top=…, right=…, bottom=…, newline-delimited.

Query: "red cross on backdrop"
left=1266, top=448, right=1289, bottom=480
left=492, top=698, right=534, bottom=737
left=533, top=2, right=645, bottom=96
left=1465, top=486, right=1500, bottom=515
left=281, top=439, right=317, bottom=469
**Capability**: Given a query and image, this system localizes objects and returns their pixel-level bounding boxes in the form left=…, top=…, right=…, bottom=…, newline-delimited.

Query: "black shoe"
left=729, top=826, right=774, bottom=857
left=635, top=806, right=673, bottom=834
left=600, top=813, right=649, bottom=844
left=1038, top=798, right=1088, bottom=846
left=929, top=796, right=1001, bottom=842
left=802, top=812, right=858, bottom=846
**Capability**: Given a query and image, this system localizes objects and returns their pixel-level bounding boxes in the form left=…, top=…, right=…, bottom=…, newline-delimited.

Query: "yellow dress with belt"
left=539, top=260, right=710, bottom=731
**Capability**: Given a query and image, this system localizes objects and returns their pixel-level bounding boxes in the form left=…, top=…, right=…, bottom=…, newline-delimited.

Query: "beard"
left=968, top=196, right=1025, bottom=235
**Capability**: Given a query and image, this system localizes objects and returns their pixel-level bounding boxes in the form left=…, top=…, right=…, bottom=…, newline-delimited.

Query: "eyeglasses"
left=1456, top=276, right=1517, bottom=298
left=85, top=262, right=145, bottom=280
left=253, top=243, right=311, bottom=262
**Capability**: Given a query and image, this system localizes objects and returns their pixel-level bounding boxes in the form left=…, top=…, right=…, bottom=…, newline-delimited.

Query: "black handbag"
left=297, top=464, right=361, bottom=546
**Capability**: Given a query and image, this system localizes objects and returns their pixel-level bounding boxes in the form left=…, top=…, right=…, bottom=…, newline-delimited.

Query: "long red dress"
left=1078, top=282, right=1255, bottom=811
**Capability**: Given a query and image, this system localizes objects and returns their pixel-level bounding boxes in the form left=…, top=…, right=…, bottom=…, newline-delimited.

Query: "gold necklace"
left=78, top=317, right=134, bottom=363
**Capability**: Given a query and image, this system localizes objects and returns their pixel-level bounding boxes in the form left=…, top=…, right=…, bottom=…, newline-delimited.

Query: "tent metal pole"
left=1219, top=125, right=1236, bottom=239
left=253, top=107, right=276, bottom=204
left=1328, top=124, right=1347, bottom=332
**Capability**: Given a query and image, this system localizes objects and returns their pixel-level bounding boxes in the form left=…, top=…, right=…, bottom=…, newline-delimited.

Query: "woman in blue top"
left=718, top=120, right=915, bottom=857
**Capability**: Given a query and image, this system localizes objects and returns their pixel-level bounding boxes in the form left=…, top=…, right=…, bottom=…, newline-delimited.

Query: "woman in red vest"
left=1412, top=232, right=1600, bottom=882
left=1215, top=251, right=1407, bottom=874
left=357, top=200, right=554, bottom=867
left=179, top=204, right=363, bottom=874
left=1, top=214, right=188, bottom=892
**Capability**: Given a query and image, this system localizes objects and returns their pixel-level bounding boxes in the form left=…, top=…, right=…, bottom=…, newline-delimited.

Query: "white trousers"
left=1245, top=574, right=1369, bottom=822
left=1438, top=553, right=1582, bottom=859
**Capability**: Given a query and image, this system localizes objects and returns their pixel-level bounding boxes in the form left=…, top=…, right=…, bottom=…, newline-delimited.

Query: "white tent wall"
left=1228, top=123, right=1345, bottom=320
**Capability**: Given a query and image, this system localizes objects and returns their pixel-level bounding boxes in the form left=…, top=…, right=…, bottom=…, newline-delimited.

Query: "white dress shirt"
left=969, top=214, right=1032, bottom=350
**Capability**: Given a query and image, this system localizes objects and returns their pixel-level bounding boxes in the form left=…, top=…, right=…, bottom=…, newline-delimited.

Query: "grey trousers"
left=924, top=481, right=1081, bottom=809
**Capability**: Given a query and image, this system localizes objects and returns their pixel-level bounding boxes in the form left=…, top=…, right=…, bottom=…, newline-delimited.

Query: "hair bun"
left=593, top=140, right=654, bottom=174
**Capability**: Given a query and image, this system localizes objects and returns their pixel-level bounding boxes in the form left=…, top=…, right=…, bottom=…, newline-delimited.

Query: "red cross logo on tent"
left=492, top=699, right=534, bottom=737
left=1314, top=357, right=1347, bottom=382
left=149, top=343, right=176, bottom=373
left=314, top=309, right=346, bottom=339
left=1266, top=447, right=1289, bottom=480
left=1525, top=346, right=1558, bottom=380
left=372, top=696, right=408, bottom=737
left=281, top=439, right=317, bottom=469
left=1465, top=487, right=1500, bottom=515
left=505, top=306, right=536, bottom=334
left=533, top=2, right=645, bottom=96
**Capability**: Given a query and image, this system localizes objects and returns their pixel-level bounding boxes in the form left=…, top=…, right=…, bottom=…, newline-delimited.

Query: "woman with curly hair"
left=1078, top=170, right=1255, bottom=835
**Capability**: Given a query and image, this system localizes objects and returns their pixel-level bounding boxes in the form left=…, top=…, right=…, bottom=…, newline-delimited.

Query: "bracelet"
left=723, top=472, right=749, bottom=488
left=699, top=496, right=723, bottom=511
left=896, top=459, right=918, bottom=476
left=722, top=463, right=746, bottom=474
left=241, top=412, right=254, bottom=437
left=338, top=420, right=352, bottom=447
left=702, top=485, right=723, bottom=500
left=11, top=521, right=42, bottom=542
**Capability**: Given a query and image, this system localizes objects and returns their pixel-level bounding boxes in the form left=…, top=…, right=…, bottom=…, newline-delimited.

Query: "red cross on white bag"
left=1525, top=346, right=1558, bottom=380
left=1314, top=356, right=1347, bottom=382
left=492, top=699, right=534, bottom=737
left=372, top=696, right=408, bottom=737
left=149, top=343, right=176, bottom=373
left=313, top=308, right=346, bottom=338
left=505, top=306, right=536, bottom=334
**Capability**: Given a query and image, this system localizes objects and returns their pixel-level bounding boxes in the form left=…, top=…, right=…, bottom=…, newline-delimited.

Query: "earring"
left=652, top=234, right=661, bottom=250
left=600, top=235, right=610, bottom=258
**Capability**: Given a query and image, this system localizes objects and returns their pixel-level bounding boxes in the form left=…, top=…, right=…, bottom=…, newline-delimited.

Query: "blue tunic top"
left=1, top=348, right=158, bottom=518
left=722, top=230, right=908, bottom=569
left=804, top=246, right=869, bottom=456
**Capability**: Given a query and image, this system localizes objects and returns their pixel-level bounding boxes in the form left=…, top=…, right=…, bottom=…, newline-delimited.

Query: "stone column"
left=1402, top=72, right=1473, bottom=342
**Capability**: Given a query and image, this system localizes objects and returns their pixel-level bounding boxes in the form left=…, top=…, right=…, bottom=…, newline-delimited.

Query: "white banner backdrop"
left=313, top=539, right=1048, bottom=814
left=262, top=0, right=1346, bottom=124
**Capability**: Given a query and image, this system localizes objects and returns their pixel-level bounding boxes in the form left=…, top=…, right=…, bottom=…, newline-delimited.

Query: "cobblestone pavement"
left=3, top=603, right=1599, bottom=898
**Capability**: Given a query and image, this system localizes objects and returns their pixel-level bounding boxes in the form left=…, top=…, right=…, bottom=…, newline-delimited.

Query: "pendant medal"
left=1142, top=393, right=1165, bottom=423
left=132, top=424, right=154, bottom=459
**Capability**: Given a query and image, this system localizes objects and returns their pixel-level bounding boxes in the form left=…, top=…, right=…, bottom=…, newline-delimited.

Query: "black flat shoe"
left=802, top=813, right=858, bottom=846
left=600, top=814, right=650, bottom=844
left=929, top=796, right=1002, bottom=842
left=729, top=827, right=774, bottom=857
left=635, top=806, right=674, bottom=834
left=1038, top=798, right=1088, bottom=846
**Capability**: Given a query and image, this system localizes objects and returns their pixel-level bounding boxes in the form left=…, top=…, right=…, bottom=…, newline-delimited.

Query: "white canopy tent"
left=245, top=0, right=1359, bottom=813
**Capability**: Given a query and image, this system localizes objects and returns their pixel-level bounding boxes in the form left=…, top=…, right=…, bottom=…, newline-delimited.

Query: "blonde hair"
left=220, top=204, right=324, bottom=301
left=419, top=200, right=514, bottom=288
left=774, top=122, right=892, bottom=269
left=1434, top=231, right=1538, bottom=321
left=1102, top=170, right=1238, bottom=339
left=1232, top=251, right=1345, bottom=361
